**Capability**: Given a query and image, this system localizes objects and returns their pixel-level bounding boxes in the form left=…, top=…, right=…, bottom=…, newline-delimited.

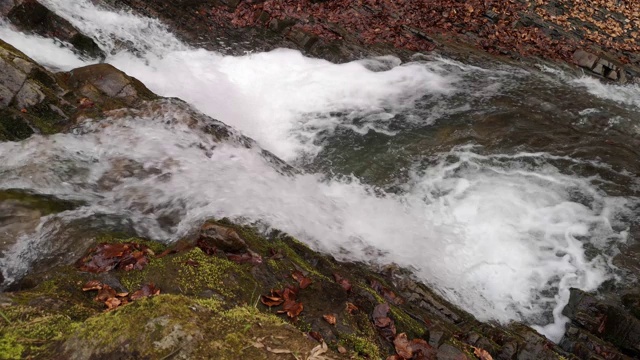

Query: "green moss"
left=339, top=334, right=381, bottom=359
left=389, top=306, right=427, bottom=338
left=0, top=305, right=80, bottom=358
left=0, top=334, right=25, bottom=360
left=120, top=247, right=255, bottom=302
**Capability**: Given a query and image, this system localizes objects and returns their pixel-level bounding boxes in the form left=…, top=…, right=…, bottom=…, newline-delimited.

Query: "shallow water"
left=1, top=0, right=640, bottom=342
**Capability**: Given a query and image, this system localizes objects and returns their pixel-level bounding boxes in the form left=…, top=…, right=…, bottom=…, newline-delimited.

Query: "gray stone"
left=15, top=81, right=45, bottom=109
left=116, top=84, right=138, bottom=98
left=0, top=57, right=27, bottom=94
left=592, top=62, right=605, bottom=75
left=437, top=343, right=468, bottom=359
left=0, top=84, right=13, bottom=108
left=573, top=49, right=597, bottom=69
left=12, top=57, right=33, bottom=74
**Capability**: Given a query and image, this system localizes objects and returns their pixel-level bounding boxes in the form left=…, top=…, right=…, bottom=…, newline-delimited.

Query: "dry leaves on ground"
left=82, top=280, right=159, bottom=310
left=76, top=242, right=153, bottom=273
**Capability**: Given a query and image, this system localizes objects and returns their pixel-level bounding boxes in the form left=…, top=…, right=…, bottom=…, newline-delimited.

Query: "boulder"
left=7, top=0, right=105, bottom=60
left=197, top=222, right=248, bottom=253
left=573, top=49, right=598, bottom=69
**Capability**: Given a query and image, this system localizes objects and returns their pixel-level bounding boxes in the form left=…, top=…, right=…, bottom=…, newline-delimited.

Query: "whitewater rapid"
left=1, top=0, right=638, bottom=343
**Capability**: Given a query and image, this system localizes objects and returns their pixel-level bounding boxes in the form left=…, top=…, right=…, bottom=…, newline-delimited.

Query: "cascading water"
left=1, top=0, right=639, bottom=343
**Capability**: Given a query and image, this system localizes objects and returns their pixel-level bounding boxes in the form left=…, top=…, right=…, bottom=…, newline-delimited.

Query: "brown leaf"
left=386, top=356, right=403, bottom=360
left=308, top=331, right=323, bottom=343
left=411, top=338, right=437, bottom=359
left=292, top=271, right=312, bottom=289
left=20, top=108, right=27, bottom=113
left=130, top=283, right=160, bottom=301
left=473, top=347, right=493, bottom=360
left=227, top=250, right=263, bottom=265
left=82, top=280, right=103, bottom=291
left=333, top=273, right=352, bottom=292
left=76, top=242, right=151, bottom=273
left=261, top=295, right=285, bottom=307
left=94, top=285, right=116, bottom=302
left=371, top=280, right=404, bottom=305
left=105, top=297, right=121, bottom=310
left=323, top=314, right=337, bottom=325
left=394, top=333, right=413, bottom=359
left=278, top=299, right=303, bottom=318
left=346, top=302, right=358, bottom=314
left=337, top=346, right=347, bottom=354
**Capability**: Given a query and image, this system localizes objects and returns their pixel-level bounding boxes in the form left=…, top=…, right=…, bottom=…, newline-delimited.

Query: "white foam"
left=572, top=76, right=640, bottom=109
left=0, top=110, right=632, bottom=342
left=0, top=22, right=92, bottom=71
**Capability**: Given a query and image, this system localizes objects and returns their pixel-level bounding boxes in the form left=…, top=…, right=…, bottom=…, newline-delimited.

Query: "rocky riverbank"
left=1, top=1, right=640, bottom=359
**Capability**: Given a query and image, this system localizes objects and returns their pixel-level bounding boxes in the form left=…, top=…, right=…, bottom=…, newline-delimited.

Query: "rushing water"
left=2, top=0, right=640, bottom=343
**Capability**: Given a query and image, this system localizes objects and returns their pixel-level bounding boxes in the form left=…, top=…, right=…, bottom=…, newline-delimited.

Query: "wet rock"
left=573, top=49, right=598, bottom=69
left=7, top=0, right=105, bottom=60
left=563, top=288, right=640, bottom=357
left=198, top=222, right=248, bottom=253
left=65, top=63, right=153, bottom=102
left=14, top=80, right=45, bottom=109
left=436, top=343, right=468, bottom=359
left=560, top=325, right=633, bottom=360
left=0, top=189, right=79, bottom=258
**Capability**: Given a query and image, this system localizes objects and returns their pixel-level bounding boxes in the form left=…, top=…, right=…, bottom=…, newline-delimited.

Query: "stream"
left=1, top=0, right=640, bottom=343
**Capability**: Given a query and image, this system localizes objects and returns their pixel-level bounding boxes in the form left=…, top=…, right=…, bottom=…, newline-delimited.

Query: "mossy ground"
left=1, top=219, right=565, bottom=360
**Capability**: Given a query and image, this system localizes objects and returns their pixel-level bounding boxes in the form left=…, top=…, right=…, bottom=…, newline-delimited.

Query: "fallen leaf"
left=227, top=250, right=263, bottom=265
left=292, top=271, right=313, bottom=289
left=278, top=299, right=304, bottom=318
left=94, top=285, right=116, bottom=302
left=323, top=314, right=337, bottom=325
left=473, top=347, right=493, bottom=360
left=346, top=302, right=358, bottom=314
left=411, top=338, right=437, bottom=359
left=338, top=345, right=347, bottom=354
left=130, top=283, right=160, bottom=301
left=82, top=280, right=103, bottom=291
left=20, top=108, right=27, bottom=113
left=261, top=294, right=285, bottom=307
left=105, top=297, right=121, bottom=310
left=266, top=347, right=292, bottom=354
left=76, top=242, right=152, bottom=273
left=308, top=331, right=324, bottom=343
left=333, top=273, right=352, bottom=292
left=394, top=333, right=413, bottom=359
